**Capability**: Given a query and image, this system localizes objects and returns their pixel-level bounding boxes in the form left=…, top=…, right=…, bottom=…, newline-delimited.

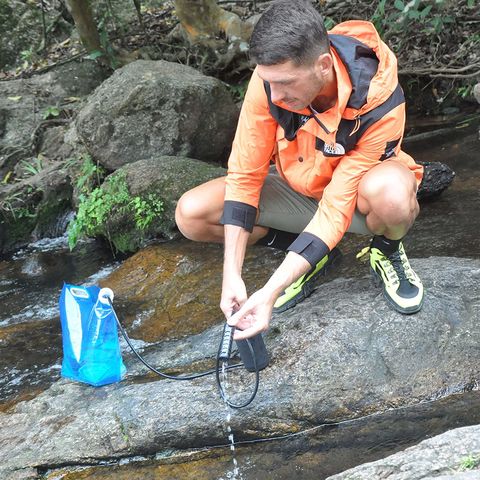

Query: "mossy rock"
left=0, top=164, right=72, bottom=254
left=70, top=155, right=225, bottom=253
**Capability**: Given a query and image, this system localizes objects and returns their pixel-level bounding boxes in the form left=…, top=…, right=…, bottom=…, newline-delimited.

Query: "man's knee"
left=175, top=178, right=225, bottom=241
left=358, top=161, right=419, bottom=226
left=175, top=190, right=202, bottom=240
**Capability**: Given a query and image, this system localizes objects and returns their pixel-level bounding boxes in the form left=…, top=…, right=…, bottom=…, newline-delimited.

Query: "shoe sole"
left=370, top=268, right=423, bottom=314
left=273, top=248, right=343, bottom=314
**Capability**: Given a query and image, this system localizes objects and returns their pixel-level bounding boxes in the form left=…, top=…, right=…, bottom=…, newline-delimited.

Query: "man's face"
left=257, top=59, right=326, bottom=111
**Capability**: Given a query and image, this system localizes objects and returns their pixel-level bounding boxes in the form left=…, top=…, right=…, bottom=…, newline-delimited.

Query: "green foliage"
left=0, top=187, right=39, bottom=221
left=20, top=156, right=44, bottom=176
left=20, top=49, right=33, bottom=63
left=371, top=0, right=454, bottom=37
left=42, top=106, right=60, bottom=120
left=93, top=14, right=119, bottom=69
left=459, top=454, right=480, bottom=471
left=226, top=80, right=248, bottom=102
left=73, top=154, right=106, bottom=195
left=457, top=84, right=474, bottom=99
left=86, top=50, right=104, bottom=61
left=324, top=17, right=336, bottom=31
left=67, top=172, right=163, bottom=251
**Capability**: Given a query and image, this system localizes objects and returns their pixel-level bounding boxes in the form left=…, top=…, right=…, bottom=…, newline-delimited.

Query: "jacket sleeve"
left=221, top=69, right=277, bottom=232
left=288, top=103, right=408, bottom=265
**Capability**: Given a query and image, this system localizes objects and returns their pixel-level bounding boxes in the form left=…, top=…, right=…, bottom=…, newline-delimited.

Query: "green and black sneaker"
left=369, top=242, right=424, bottom=314
left=273, top=247, right=342, bottom=313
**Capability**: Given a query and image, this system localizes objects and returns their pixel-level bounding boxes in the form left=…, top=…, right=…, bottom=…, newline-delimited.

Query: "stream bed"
left=1, top=127, right=479, bottom=479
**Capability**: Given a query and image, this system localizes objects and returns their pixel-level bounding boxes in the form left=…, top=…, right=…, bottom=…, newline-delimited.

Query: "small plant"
left=226, top=80, right=248, bottom=102
left=20, top=156, right=44, bottom=177
left=74, top=154, right=106, bottom=195
left=0, top=189, right=38, bottom=221
left=457, top=85, right=474, bottom=99
left=67, top=172, right=163, bottom=251
left=42, top=106, right=61, bottom=120
left=324, top=16, right=336, bottom=31
left=459, top=454, right=480, bottom=471
left=19, top=49, right=35, bottom=68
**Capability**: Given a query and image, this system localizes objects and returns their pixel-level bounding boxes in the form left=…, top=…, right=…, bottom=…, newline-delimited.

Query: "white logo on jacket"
left=323, top=142, right=346, bottom=156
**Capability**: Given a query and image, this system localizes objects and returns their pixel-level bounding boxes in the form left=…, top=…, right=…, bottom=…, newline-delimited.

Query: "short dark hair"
left=250, top=0, right=330, bottom=66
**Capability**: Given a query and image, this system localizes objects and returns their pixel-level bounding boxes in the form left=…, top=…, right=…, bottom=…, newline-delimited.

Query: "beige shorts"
left=257, top=174, right=372, bottom=236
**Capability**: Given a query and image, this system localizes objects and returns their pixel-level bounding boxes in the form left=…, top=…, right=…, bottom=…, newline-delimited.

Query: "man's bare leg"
left=357, top=160, right=419, bottom=238
left=356, top=159, right=423, bottom=314
left=175, top=177, right=268, bottom=244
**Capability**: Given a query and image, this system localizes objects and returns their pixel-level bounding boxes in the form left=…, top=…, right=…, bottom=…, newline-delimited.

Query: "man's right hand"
left=220, top=273, right=247, bottom=319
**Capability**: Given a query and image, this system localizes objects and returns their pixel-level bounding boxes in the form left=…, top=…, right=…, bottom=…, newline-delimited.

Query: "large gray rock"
left=0, top=0, right=71, bottom=69
left=0, top=61, right=108, bottom=178
left=74, top=60, right=238, bottom=170
left=0, top=256, right=479, bottom=478
left=73, top=155, right=225, bottom=252
left=327, top=424, right=480, bottom=480
left=0, top=162, right=73, bottom=253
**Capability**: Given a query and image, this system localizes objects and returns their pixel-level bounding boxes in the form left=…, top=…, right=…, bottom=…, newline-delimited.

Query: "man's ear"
left=314, top=53, right=333, bottom=78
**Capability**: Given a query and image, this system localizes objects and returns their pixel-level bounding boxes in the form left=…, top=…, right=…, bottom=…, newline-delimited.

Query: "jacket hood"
left=329, top=20, right=399, bottom=115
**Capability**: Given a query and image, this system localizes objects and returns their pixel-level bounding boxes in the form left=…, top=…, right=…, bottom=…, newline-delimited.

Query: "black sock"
left=371, top=235, right=401, bottom=256
left=255, top=228, right=298, bottom=251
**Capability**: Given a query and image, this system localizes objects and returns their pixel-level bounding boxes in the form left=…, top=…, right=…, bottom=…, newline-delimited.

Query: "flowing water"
left=221, top=361, right=241, bottom=480
left=1, top=126, right=480, bottom=478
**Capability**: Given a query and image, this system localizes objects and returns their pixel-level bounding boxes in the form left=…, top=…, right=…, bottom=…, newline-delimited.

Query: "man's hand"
left=227, top=251, right=312, bottom=340
left=220, top=273, right=247, bottom=319
left=227, top=287, right=276, bottom=340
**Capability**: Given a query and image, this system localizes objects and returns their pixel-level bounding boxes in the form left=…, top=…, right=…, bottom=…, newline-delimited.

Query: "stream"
left=0, top=126, right=479, bottom=479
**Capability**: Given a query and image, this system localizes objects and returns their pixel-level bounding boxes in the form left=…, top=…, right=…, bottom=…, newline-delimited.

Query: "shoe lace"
left=383, top=248, right=416, bottom=285
left=384, top=251, right=407, bottom=284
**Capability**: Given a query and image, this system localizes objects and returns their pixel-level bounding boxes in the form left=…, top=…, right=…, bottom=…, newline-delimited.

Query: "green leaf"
left=394, top=0, right=405, bottom=11
left=86, top=50, right=104, bottom=60
left=42, top=106, right=60, bottom=119
left=8, top=96, right=22, bottom=102
left=419, top=5, right=432, bottom=18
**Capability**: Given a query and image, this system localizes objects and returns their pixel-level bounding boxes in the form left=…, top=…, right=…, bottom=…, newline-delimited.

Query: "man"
left=175, top=0, right=424, bottom=341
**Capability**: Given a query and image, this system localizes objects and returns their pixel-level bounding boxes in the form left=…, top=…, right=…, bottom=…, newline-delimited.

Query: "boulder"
left=0, top=256, right=479, bottom=478
left=327, top=424, right=480, bottom=480
left=0, top=0, right=71, bottom=70
left=416, top=160, right=455, bottom=201
left=71, top=156, right=225, bottom=252
left=0, top=162, right=73, bottom=253
left=0, top=61, right=109, bottom=179
left=73, top=60, right=239, bottom=170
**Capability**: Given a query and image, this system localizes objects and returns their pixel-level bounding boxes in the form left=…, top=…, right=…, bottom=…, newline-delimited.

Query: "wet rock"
left=101, top=240, right=283, bottom=343
left=0, top=256, right=479, bottom=478
left=327, top=424, right=480, bottom=480
left=73, top=60, right=238, bottom=170
left=416, top=160, right=455, bottom=200
left=0, top=162, right=73, bottom=254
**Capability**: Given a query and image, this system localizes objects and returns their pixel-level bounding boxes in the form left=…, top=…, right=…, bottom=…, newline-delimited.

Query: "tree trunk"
left=174, top=0, right=223, bottom=41
left=174, top=0, right=251, bottom=45
left=64, top=0, right=102, bottom=54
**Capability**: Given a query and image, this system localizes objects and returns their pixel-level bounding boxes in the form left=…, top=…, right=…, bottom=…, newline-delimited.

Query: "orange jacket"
left=222, top=21, right=423, bottom=265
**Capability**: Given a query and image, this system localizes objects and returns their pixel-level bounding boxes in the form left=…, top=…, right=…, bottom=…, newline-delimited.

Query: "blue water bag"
left=59, top=284, right=126, bottom=386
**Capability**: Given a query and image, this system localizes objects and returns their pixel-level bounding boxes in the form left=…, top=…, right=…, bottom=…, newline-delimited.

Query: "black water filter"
left=236, top=333, right=269, bottom=372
